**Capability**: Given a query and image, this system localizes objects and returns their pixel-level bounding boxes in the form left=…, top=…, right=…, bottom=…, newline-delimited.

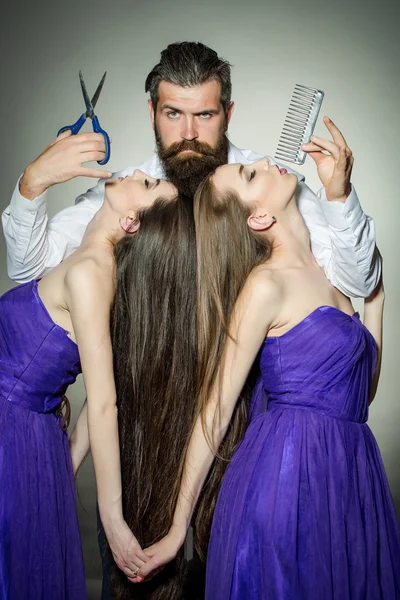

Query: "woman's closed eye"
left=249, top=170, right=256, bottom=182
left=145, top=178, right=160, bottom=189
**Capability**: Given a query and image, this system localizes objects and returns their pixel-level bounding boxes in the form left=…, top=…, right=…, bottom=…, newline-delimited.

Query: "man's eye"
left=199, top=113, right=211, bottom=119
left=249, top=170, right=256, bottom=182
left=167, top=111, right=179, bottom=119
left=144, top=179, right=150, bottom=189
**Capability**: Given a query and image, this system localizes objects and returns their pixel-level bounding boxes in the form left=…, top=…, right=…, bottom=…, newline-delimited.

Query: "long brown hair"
left=110, top=196, right=197, bottom=599
left=192, top=176, right=272, bottom=560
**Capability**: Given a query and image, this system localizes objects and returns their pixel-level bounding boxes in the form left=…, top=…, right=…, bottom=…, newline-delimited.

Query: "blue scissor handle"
left=57, top=113, right=86, bottom=137
left=92, top=115, right=111, bottom=165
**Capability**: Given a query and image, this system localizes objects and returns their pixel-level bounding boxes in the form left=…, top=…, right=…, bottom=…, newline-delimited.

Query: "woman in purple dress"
left=0, top=171, right=179, bottom=599
left=137, top=118, right=400, bottom=598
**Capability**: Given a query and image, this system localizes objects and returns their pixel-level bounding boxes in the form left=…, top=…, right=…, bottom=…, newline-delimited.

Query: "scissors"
left=57, top=70, right=111, bottom=165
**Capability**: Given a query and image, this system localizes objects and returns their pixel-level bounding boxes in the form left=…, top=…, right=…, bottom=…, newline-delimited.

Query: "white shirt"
left=2, top=141, right=380, bottom=297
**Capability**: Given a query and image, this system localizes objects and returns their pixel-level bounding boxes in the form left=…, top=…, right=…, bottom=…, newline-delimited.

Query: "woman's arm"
left=65, top=258, right=149, bottom=576
left=69, top=399, right=89, bottom=478
left=137, top=272, right=281, bottom=582
left=363, top=256, right=384, bottom=404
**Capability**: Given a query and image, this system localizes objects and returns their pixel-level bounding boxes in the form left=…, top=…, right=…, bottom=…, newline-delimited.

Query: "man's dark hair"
left=145, top=41, right=232, bottom=113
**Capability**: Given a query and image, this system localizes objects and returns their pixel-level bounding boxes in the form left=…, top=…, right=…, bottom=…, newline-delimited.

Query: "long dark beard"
left=155, top=124, right=229, bottom=197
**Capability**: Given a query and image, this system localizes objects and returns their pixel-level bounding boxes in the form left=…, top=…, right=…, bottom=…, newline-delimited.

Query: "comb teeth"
left=275, top=84, right=324, bottom=165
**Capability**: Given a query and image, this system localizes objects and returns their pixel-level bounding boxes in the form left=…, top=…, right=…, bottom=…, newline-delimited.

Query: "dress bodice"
left=0, top=280, right=81, bottom=413
left=259, top=306, right=377, bottom=423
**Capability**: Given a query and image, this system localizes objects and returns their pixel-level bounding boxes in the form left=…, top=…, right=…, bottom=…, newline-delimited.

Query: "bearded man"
left=3, top=41, right=378, bottom=295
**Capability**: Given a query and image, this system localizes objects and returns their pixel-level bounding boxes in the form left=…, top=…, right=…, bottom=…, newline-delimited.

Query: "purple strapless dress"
left=206, top=306, right=400, bottom=599
left=0, top=280, right=87, bottom=599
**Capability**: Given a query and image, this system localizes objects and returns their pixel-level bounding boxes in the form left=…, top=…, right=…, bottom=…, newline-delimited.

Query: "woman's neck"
left=265, top=202, right=314, bottom=269
left=78, top=204, right=123, bottom=255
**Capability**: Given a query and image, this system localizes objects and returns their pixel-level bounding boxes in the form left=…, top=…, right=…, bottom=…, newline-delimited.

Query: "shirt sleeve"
left=1, top=176, right=103, bottom=283
left=297, top=181, right=380, bottom=298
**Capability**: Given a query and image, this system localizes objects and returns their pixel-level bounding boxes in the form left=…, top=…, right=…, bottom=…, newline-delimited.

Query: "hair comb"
left=275, top=84, right=324, bottom=165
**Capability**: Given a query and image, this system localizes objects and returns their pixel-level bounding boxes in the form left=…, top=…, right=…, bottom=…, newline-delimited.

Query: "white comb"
left=275, top=84, right=324, bottom=165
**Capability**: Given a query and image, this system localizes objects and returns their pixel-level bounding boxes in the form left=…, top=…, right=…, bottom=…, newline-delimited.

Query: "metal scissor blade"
left=90, top=72, right=107, bottom=110
left=79, top=70, right=94, bottom=115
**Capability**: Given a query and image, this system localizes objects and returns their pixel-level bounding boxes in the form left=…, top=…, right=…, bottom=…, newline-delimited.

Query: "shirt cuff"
left=316, top=185, right=364, bottom=231
left=9, top=175, right=48, bottom=222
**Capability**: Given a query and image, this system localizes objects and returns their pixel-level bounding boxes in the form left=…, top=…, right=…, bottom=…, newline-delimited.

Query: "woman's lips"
left=275, top=165, right=287, bottom=176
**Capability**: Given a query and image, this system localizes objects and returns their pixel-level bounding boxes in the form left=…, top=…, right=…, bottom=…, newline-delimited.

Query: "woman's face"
left=212, top=159, right=298, bottom=214
left=105, top=170, right=177, bottom=213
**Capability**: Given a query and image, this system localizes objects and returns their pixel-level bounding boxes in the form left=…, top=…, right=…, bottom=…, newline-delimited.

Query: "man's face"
left=149, top=80, right=234, bottom=196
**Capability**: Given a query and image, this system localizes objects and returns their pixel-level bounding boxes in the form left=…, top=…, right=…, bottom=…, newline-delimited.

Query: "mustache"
left=160, top=139, right=218, bottom=159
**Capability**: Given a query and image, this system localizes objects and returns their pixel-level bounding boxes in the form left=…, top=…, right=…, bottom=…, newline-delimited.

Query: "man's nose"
left=181, top=116, right=198, bottom=141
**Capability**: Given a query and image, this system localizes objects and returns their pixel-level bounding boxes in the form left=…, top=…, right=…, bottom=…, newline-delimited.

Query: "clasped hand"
left=301, top=116, right=354, bottom=203
left=106, top=521, right=150, bottom=581
left=128, top=525, right=185, bottom=584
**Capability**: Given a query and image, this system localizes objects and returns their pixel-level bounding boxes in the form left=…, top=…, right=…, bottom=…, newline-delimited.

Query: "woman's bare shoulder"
left=64, top=249, right=115, bottom=306
left=244, top=265, right=284, bottom=305
left=232, top=265, right=284, bottom=334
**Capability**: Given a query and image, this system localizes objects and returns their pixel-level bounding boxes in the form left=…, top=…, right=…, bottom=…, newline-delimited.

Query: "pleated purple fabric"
left=0, top=280, right=87, bottom=599
left=206, top=306, right=400, bottom=599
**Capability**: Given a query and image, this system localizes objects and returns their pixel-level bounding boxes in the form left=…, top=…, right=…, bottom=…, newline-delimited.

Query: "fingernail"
left=324, top=116, right=330, bottom=122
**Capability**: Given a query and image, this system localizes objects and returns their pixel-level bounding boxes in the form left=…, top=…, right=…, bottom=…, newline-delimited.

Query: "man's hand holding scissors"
left=20, top=71, right=112, bottom=200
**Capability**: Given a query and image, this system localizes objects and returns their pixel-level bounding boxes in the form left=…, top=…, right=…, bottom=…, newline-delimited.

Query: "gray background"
left=1, top=0, right=399, bottom=595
